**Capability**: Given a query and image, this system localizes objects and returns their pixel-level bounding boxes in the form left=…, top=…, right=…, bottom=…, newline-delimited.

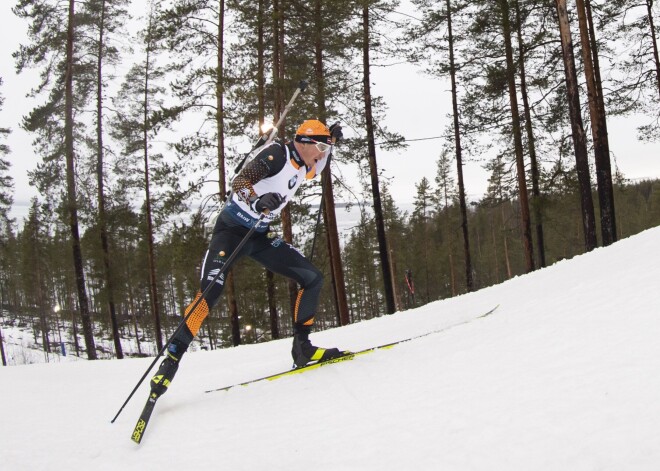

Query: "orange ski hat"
left=294, top=119, right=331, bottom=145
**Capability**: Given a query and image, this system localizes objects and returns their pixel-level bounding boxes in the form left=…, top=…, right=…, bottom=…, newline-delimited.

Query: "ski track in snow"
left=1, top=227, right=660, bottom=470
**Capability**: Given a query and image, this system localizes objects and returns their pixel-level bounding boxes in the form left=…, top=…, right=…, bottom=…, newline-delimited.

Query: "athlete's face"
left=297, top=142, right=329, bottom=168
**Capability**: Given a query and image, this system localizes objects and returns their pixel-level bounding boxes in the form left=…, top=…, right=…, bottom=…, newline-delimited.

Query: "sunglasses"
left=310, top=139, right=332, bottom=153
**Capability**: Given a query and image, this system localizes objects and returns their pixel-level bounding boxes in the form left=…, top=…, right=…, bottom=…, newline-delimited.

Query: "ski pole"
left=111, top=211, right=269, bottom=423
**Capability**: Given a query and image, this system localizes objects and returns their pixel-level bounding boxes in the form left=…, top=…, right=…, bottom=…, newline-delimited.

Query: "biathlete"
left=150, top=119, right=344, bottom=397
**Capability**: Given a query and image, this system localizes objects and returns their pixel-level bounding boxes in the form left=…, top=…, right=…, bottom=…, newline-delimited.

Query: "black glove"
left=329, top=122, right=343, bottom=142
left=254, top=192, right=284, bottom=213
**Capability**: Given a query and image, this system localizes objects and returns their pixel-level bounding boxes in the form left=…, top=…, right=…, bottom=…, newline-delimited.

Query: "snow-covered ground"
left=1, top=226, right=659, bottom=470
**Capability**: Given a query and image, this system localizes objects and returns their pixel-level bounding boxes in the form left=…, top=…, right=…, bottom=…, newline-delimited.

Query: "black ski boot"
left=291, top=326, right=342, bottom=368
left=150, top=339, right=187, bottom=397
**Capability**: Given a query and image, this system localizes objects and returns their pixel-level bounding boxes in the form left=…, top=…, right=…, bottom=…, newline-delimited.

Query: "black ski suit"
left=173, top=140, right=325, bottom=347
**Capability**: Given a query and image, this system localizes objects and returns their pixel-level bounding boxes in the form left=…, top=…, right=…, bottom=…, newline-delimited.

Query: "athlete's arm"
left=232, top=144, right=287, bottom=205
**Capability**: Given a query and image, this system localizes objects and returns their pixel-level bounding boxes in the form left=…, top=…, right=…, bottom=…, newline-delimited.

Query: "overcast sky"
left=2, top=1, right=660, bottom=225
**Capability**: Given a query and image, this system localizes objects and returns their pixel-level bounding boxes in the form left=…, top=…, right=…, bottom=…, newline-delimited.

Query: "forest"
left=0, top=0, right=659, bottom=364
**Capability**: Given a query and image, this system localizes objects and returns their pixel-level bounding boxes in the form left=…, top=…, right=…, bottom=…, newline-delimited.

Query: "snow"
left=2, top=227, right=660, bottom=470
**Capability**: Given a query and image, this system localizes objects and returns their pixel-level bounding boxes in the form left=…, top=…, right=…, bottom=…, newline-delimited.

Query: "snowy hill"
left=1, top=227, right=660, bottom=470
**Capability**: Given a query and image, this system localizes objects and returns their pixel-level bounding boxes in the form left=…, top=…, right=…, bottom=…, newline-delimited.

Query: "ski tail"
left=131, top=393, right=158, bottom=444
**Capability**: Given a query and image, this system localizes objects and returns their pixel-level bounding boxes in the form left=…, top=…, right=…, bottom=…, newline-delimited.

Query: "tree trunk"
left=125, top=258, right=142, bottom=356
left=389, top=247, right=402, bottom=311
left=0, top=282, right=5, bottom=365
left=0, top=325, right=6, bottom=366
left=501, top=204, right=512, bottom=279
left=65, top=0, right=97, bottom=360
left=272, top=0, right=298, bottom=326
left=257, top=0, right=266, bottom=117
left=514, top=0, right=546, bottom=267
left=96, top=0, right=122, bottom=359
left=215, top=0, right=241, bottom=347
left=32, top=217, right=50, bottom=355
left=310, top=0, right=351, bottom=325
left=321, top=171, right=351, bottom=324
left=35, top=247, right=50, bottom=355
left=321, top=222, right=341, bottom=323
left=499, top=0, right=535, bottom=272
left=490, top=212, right=500, bottom=283
left=446, top=0, right=475, bottom=291
left=227, top=274, right=241, bottom=346
left=576, top=0, right=616, bottom=246
left=586, top=0, right=617, bottom=244
left=647, top=0, right=660, bottom=99
left=69, top=293, right=81, bottom=357
left=362, top=2, right=396, bottom=314
left=257, top=0, right=279, bottom=339
left=216, top=0, right=227, bottom=199
left=143, top=11, right=163, bottom=351
left=555, top=0, right=597, bottom=251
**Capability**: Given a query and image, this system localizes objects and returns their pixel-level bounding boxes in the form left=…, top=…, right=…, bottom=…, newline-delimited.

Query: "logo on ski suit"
left=288, top=175, right=298, bottom=189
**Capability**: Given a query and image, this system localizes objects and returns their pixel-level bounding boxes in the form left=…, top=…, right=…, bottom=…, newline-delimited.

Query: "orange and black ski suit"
left=173, top=140, right=324, bottom=347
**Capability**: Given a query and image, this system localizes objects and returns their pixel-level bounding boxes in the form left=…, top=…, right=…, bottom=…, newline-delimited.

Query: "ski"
left=130, top=305, right=500, bottom=441
left=205, top=350, right=362, bottom=393
left=206, top=304, right=499, bottom=394
left=131, top=393, right=158, bottom=444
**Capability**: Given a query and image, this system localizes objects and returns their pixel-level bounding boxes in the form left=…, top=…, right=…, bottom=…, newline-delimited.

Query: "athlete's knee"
left=199, top=270, right=227, bottom=308
left=303, top=265, right=323, bottom=291
left=199, top=247, right=232, bottom=308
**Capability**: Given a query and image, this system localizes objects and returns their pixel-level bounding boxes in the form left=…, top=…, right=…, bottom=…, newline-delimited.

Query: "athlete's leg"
left=175, top=228, right=253, bottom=345
left=249, top=235, right=323, bottom=327
left=152, top=227, right=253, bottom=396
left=250, top=235, right=341, bottom=367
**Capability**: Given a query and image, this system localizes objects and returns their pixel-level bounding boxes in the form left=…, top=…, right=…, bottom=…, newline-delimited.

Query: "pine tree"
left=495, top=0, right=535, bottom=272
left=0, top=78, right=13, bottom=366
left=343, top=210, right=382, bottom=320
left=606, top=1, right=660, bottom=135
left=78, top=0, right=130, bottom=359
left=575, top=0, right=617, bottom=246
left=14, top=0, right=98, bottom=359
left=111, top=1, right=174, bottom=351
left=379, top=183, right=406, bottom=311
left=483, top=152, right=517, bottom=280
left=434, top=149, right=460, bottom=295
left=411, top=177, right=435, bottom=303
left=360, top=0, right=397, bottom=314
left=554, top=0, right=598, bottom=251
left=513, top=0, right=546, bottom=267
left=158, top=0, right=247, bottom=345
left=409, top=0, right=476, bottom=293
left=0, top=79, right=13, bottom=228
left=20, top=199, right=52, bottom=356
